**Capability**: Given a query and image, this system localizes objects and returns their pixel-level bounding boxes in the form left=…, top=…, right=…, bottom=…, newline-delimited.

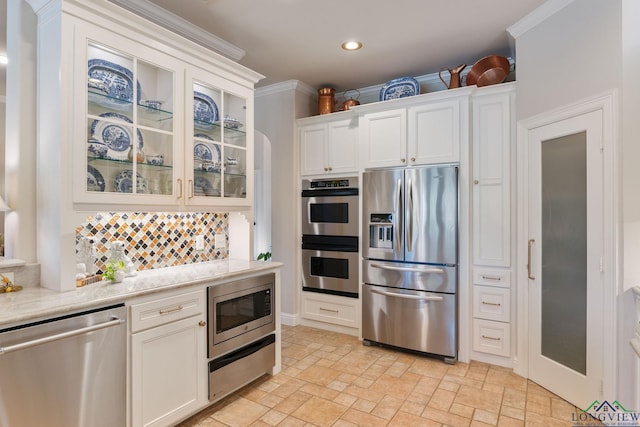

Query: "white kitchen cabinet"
left=300, top=291, right=360, bottom=336
left=130, top=290, right=207, bottom=427
left=298, top=112, right=358, bottom=176
left=470, top=83, right=515, bottom=365
left=64, top=3, right=261, bottom=207
left=471, top=85, right=514, bottom=267
left=358, top=91, right=470, bottom=169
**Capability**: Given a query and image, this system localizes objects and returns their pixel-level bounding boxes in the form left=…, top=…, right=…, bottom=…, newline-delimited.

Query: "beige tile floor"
left=177, top=325, right=589, bottom=427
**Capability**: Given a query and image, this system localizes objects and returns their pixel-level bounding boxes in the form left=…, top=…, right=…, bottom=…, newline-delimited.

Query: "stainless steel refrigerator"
left=361, top=165, right=458, bottom=362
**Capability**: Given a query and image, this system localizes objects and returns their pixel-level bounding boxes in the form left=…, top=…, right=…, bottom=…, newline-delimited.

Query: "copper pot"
left=340, top=89, right=360, bottom=111
left=317, top=87, right=335, bottom=115
left=466, top=55, right=510, bottom=87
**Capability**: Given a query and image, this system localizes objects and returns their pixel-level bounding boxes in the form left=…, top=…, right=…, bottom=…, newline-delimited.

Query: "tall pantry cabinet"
left=470, top=83, right=516, bottom=366
left=26, top=0, right=263, bottom=292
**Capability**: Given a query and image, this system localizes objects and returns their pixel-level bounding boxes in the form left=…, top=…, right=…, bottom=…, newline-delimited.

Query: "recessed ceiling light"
left=341, top=41, right=362, bottom=51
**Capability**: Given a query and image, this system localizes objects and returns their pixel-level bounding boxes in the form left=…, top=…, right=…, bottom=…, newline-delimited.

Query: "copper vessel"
left=340, top=89, right=360, bottom=111
left=317, top=87, right=335, bottom=115
left=466, top=55, right=510, bottom=87
left=438, top=64, right=466, bottom=89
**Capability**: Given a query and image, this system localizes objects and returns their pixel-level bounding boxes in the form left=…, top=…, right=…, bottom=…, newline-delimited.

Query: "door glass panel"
left=310, top=257, right=349, bottom=279
left=223, top=145, right=246, bottom=198
left=87, top=43, right=134, bottom=119
left=138, top=130, right=173, bottom=195
left=540, top=131, right=587, bottom=375
left=222, top=92, right=246, bottom=148
left=136, top=60, right=173, bottom=131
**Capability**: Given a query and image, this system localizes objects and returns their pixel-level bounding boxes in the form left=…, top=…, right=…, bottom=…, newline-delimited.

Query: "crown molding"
left=256, top=80, right=316, bottom=98
left=507, top=0, right=576, bottom=39
left=107, top=0, right=245, bottom=61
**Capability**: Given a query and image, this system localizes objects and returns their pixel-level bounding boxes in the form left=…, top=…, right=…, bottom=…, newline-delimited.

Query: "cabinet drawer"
left=302, top=292, right=359, bottom=328
left=130, top=290, right=205, bottom=333
left=473, top=268, right=511, bottom=288
left=473, top=285, right=510, bottom=322
left=473, top=319, right=510, bottom=357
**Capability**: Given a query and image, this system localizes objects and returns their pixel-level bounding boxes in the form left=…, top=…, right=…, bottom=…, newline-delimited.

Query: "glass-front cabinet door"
left=74, top=25, right=184, bottom=205
left=187, top=68, right=252, bottom=204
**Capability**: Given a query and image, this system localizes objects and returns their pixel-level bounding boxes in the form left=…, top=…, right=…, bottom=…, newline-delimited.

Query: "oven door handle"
left=370, top=287, right=444, bottom=301
left=370, top=263, right=444, bottom=274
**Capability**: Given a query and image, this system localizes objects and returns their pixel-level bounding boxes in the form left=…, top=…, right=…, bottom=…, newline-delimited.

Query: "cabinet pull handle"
left=482, top=301, right=501, bottom=307
left=319, top=307, right=339, bottom=313
left=528, top=239, right=535, bottom=280
left=481, top=335, right=501, bottom=341
left=481, top=275, right=502, bottom=281
left=177, top=178, right=183, bottom=199
left=188, top=179, right=194, bottom=199
left=159, top=305, right=184, bottom=315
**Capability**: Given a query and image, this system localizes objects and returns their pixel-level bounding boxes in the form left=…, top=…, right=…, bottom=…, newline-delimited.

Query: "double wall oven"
left=301, top=177, right=359, bottom=297
left=206, top=273, right=275, bottom=402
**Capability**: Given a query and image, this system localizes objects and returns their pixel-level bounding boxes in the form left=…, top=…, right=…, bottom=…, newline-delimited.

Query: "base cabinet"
left=130, top=290, right=207, bottom=427
left=300, top=291, right=359, bottom=335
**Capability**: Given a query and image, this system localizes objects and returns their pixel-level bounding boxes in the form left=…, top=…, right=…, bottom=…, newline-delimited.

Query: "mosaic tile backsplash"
left=75, top=212, right=228, bottom=277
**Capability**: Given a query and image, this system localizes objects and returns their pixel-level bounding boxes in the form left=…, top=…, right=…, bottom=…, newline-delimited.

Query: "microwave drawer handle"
left=370, top=263, right=444, bottom=274
left=370, top=287, right=443, bottom=301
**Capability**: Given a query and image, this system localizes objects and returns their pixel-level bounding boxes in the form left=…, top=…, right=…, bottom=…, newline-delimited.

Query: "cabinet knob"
left=328, top=167, right=332, bottom=171
left=401, top=158, right=406, bottom=163
left=411, top=157, right=416, bottom=162
left=324, top=167, right=328, bottom=172
left=198, top=320, right=206, bottom=327
left=474, top=180, right=479, bottom=185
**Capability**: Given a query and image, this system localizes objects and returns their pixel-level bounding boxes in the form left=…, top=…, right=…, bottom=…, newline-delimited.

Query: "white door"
left=526, top=110, right=604, bottom=408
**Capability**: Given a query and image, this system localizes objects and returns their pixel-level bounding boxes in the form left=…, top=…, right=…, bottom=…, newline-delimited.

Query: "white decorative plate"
left=379, top=77, right=420, bottom=101
left=91, top=112, right=144, bottom=160
left=194, top=91, right=219, bottom=129
left=87, top=165, right=105, bottom=192
left=113, top=170, right=150, bottom=194
left=194, top=176, right=219, bottom=196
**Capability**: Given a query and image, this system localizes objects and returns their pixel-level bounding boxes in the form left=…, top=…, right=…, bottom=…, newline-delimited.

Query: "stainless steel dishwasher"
left=0, top=303, right=126, bottom=427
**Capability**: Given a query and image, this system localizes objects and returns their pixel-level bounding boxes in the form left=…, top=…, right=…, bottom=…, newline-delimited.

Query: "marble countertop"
left=0, top=260, right=282, bottom=327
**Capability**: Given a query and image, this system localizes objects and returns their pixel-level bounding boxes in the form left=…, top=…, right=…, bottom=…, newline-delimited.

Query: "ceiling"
left=147, top=0, right=546, bottom=91
left=0, top=1, right=547, bottom=95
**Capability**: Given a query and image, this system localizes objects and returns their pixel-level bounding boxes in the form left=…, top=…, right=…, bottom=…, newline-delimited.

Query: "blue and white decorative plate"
left=87, top=59, right=141, bottom=104
left=87, top=165, right=105, bottom=192
left=113, top=170, right=150, bottom=194
left=194, top=91, right=219, bottom=129
left=91, top=112, right=144, bottom=159
left=193, top=141, right=221, bottom=165
left=194, top=143, right=212, bottom=161
left=379, top=77, right=420, bottom=101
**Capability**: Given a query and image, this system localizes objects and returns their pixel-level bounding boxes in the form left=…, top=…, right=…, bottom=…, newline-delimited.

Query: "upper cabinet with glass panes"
left=70, top=14, right=262, bottom=208
left=189, top=81, right=249, bottom=201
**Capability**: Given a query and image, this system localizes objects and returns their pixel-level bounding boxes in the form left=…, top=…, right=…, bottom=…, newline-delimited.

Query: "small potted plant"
left=102, top=260, right=126, bottom=283
left=257, top=251, right=272, bottom=262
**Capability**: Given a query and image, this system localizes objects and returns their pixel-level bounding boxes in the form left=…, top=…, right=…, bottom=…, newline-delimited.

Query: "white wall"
left=255, top=81, right=314, bottom=321
left=513, top=0, right=637, bottom=406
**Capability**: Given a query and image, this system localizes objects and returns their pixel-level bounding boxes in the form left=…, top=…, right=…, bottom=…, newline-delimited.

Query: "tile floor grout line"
left=178, top=325, right=582, bottom=427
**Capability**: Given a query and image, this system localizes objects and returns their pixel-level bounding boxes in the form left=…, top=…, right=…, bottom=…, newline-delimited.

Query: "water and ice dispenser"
left=369, top=213, right=393, bottom=249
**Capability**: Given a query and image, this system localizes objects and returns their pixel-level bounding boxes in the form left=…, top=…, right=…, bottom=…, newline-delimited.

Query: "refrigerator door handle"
left=406, top=177, right=414, bottom=253
left=395, top=178, right=403, bottom=253
left=370, top=262, right=445, bottom=274
left=371, top=287, right=444, bottom=301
